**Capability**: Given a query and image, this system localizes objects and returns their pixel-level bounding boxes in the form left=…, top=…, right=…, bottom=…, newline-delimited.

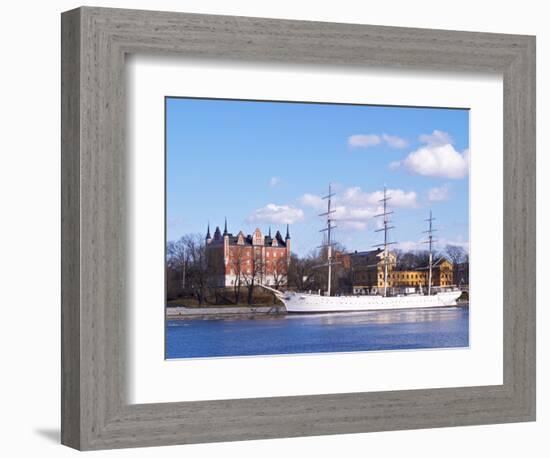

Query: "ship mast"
left=319, top=183, right=337, bottom=296
left=423, top=210, right=437, bottom=295
left=374, top=186, right=396, bottom=297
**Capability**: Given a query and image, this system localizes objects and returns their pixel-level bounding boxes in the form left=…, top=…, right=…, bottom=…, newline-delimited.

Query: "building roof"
left=350, top=248, right=383, bottom=265
left=213, top=226, right=222, bottom=240
left=207, top=222, right=289, bottom=247
left=350, top=248, right=383, bottom=257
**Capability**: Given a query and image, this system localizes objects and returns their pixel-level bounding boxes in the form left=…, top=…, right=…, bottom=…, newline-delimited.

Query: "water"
left=166, top=307, right=469, bottom=359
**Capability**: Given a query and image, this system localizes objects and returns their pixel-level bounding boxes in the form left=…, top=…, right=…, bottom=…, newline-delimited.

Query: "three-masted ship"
left=277, top=184, right=462, bottom=313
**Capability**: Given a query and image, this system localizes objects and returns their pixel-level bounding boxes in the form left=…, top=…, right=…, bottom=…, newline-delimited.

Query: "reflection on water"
left=311, top=308, right=464, bottom=325
left=166, top=307, right=469, bottom=359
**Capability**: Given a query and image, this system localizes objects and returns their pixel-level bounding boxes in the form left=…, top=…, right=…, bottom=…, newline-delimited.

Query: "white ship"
left=266, top=184, right=461, bottom=313
left=279, top=289, right=461, bottom=313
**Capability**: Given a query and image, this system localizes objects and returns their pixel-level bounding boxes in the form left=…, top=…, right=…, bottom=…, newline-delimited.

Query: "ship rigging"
left=262, top=183, right=462, bottom=312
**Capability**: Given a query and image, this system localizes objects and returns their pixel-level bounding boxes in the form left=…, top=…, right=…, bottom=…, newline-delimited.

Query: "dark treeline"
left=166, top=234, right=469, bottom=304
left=287, top=242, right=351, bottom=294
left=394, top=245, right=469, bottom=286
left=166, top=234, right=277, bottom=306
left=394, top=245, right=468, bottom=270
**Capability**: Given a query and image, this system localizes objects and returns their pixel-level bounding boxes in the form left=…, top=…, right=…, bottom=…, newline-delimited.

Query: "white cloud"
left=348, top=133, right=408, bottom=149
left=341, top=186, right=418, bottom=208
left=371, top=188, right=419, bottom=208
left=428, top=183, right=451, bottom=202
left=337, top=220, right=369, bottom=231
left=389, top=160, right=401, bottom=170
left=331, top=204, right=379, bottom=231
left=269, top=176, right=280, bottom=188
left=396, top=237, right=469, bottom=253
left=348, top=134, right=381, bottom=148
left=300, top=186, right=417, bottom=231
left=437, top=237, right=470, bottom=252
left=396, top=240, right=423, bottom=251
left=382, top=133, right=408, bottom=149
left=402, top=144, right=469, bottom=179
left=390, top=130, right=469, bottom=179
left=299, top=193, right=325, bottom=210
left=246, top=204, right=304, bottom=225
left=419, top=130, right=453, bottom=146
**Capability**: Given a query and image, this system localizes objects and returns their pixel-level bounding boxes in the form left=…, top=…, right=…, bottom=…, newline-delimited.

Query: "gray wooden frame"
left=61, top=6, right=536, bottom=451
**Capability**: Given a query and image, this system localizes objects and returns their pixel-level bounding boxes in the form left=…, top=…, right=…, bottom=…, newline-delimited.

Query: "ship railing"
left=256, top=284, right=285, bottom=297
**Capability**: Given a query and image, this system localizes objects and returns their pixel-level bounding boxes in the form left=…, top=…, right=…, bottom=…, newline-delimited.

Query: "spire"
left=213, top=226, right=221, bottom=240
left=206, top=222, right=211, bottom=240
left=223, top=217, right=228, bottom=236
left=285, top=224, right=290, bottom=240
left=268, top=226, right=272, bottom=238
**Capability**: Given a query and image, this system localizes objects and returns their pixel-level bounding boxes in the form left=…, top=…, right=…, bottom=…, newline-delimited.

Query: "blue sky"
left=166, top=97, right=469, bottom=257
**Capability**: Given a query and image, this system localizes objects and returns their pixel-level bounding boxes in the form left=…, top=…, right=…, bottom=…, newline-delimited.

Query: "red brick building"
left=205, top=220, right=291, bottom=288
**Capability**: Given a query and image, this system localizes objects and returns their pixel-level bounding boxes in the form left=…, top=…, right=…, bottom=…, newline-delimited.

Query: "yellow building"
left=433, top=259, right=454, bottom=287
left=350, top=249, right=454, bottom=294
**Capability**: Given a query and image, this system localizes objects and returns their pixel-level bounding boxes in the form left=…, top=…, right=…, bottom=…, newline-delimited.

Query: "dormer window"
left=237, top=231, right=245, bottom=245
left=252, top=228, right=263, bottom=245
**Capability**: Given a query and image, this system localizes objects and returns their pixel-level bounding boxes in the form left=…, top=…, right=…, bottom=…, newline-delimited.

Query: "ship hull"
left=281, top=290, right=462, bottom=313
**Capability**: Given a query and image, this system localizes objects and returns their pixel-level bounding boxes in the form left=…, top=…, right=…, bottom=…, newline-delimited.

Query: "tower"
left=223, top=218, right=229, bottom=270
left=285, top=224, right=291, bottom=264
left=205, top=222, right=212, bottom=245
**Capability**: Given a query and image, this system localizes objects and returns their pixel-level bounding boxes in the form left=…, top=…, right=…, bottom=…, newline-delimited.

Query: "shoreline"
left=166, top=305, right=286, bottom=319
left=166, top=302, right=469, bottom=319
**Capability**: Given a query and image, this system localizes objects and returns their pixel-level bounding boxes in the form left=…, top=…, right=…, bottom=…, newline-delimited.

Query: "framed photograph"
left=61, top=6, right=535, bottom=450
left=164, top=98, right=470, bottom=359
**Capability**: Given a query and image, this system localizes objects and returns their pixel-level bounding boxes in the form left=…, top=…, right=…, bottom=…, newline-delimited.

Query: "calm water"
left=166, top=307, right=469, bottom=359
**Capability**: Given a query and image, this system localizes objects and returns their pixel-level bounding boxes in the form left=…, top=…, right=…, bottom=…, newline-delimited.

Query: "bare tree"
left=270, top=255, right=287, bottom=290
left=304, top=248, right=326, bottom=292
left=445, top=244, right=467, bottom=264
left=287, top=253, right=314, bottom=291
left=393, top=249, right=405, bottom=269
left=229, top=245, right=246, bottom=304
left=445, top=244, right=468, bottom=286
left=166, top=239, right=186, bottom=271
left=296, top=241, right=349, bottom=295
left=181, top=234, right=209, bottom=305
left=166, top=239, right=187, bottom=299
left=395, top=250, right=424, bottom=270
left=267, top=255, right=287, bottom=303
left=243, top=248, right=265, bottom=305
left=414, top=250, right=431, bottom=270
